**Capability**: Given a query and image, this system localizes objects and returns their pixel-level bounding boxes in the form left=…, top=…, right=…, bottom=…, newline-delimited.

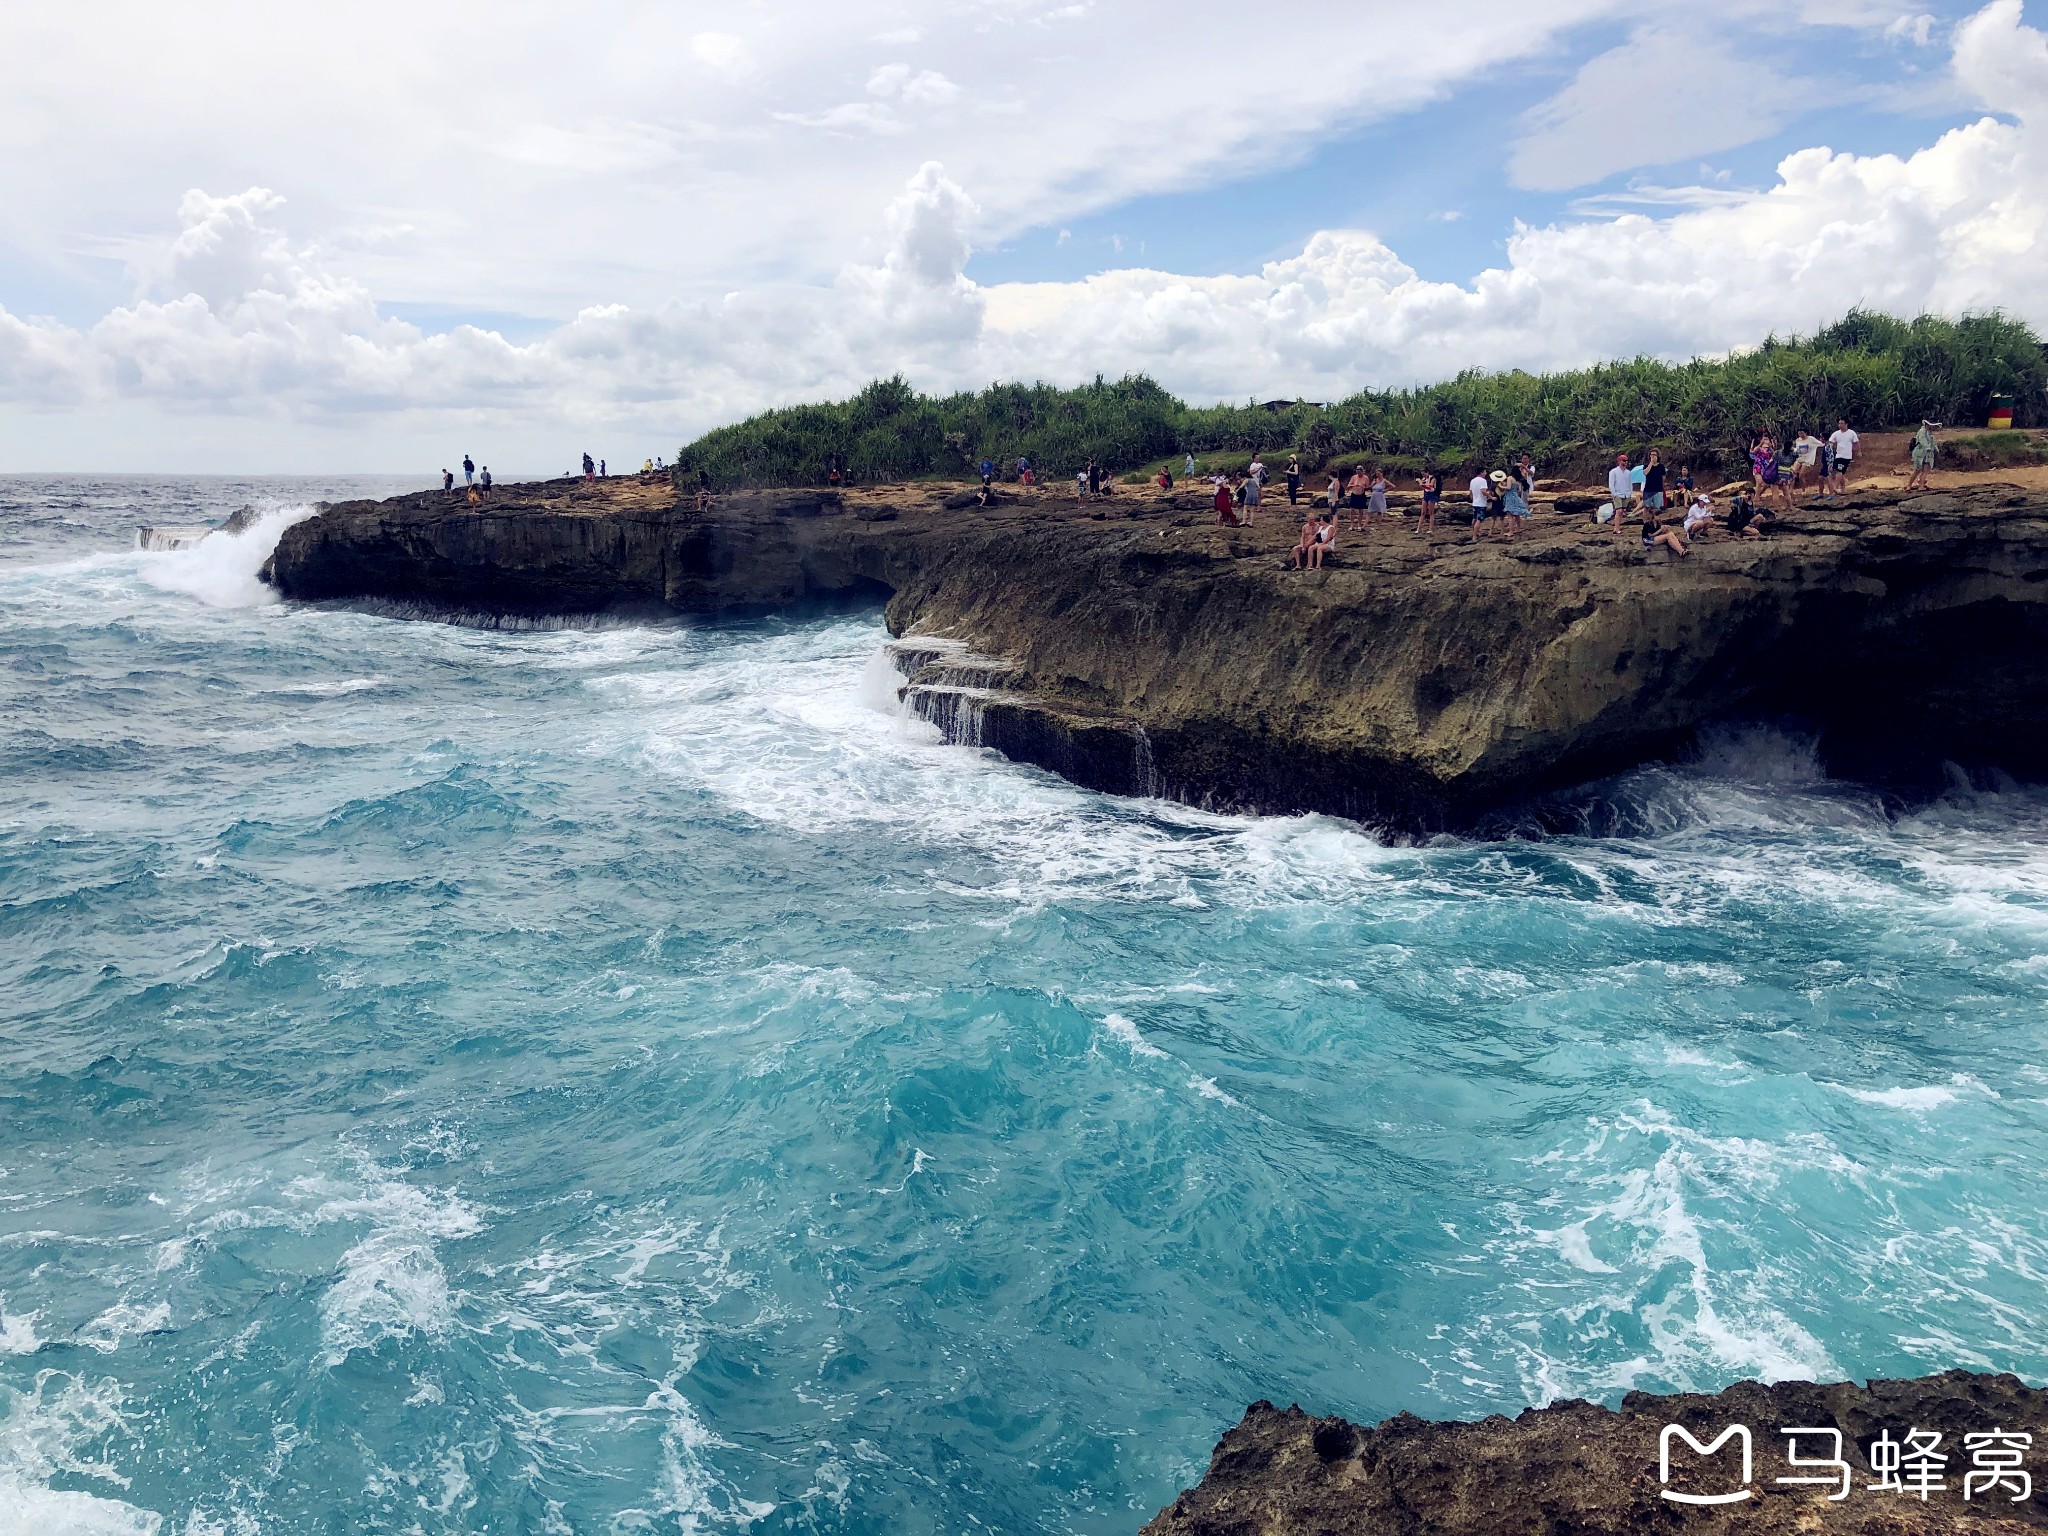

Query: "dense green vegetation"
left=676, top=311, right=2048, bottom=487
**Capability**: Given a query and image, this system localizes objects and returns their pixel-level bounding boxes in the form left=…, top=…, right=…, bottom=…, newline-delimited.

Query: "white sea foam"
left=0, top=1299, right=42, bottom=1356
left=309, top=1171, right=484, bottom=1366
left=1480, top=1102, right=1848, bottom=1405
left=1834, top=1083, right=1958, bottom=1111
left=137, top=505, right=317, bottom=610
left=267, top=674, right=386, bottom=697
left=73, top=1302, right=171, bottom=1355
left=1101, top=1013, right=1166, bottom=1059
left=0, top=1372, right=162, bottom=1536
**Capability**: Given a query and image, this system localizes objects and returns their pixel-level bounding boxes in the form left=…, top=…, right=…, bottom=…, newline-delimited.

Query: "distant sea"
left=4, top=474, right=2047, bottom=1534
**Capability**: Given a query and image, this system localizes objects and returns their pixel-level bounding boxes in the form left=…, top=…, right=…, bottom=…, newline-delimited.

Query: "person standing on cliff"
left=1417, top=470, right=1439, bottom=533
left=582, top=452, right=595, bottom=482
left=442, top=468, right=454, bottom=496
left=599, top=459, right=606, bottom=478
left=1642, top=450, right=1666, bottom=517
left=1286, top=454, right=1302, bottom=506
left=1214, top=475, right=1236, bottom=526
left=1469, top=467, right=1492, bottom=538
left=463, top=454, right=475, bottom=487
left=1606, top=453, right=1635, bottom=529
left=1184, top=451, right=1196, bottom=477
left=1497, top=470, right=1528, bottom=540
left=1826, top=418, right=1858, bottom=499
left=479, top=466, right=493, bottom=499
left=1243, top=463, right=1262, bottom=524
left=1907, top=419, right=1942, bottom=491
left=1791, top=430, right=1822, bottom=495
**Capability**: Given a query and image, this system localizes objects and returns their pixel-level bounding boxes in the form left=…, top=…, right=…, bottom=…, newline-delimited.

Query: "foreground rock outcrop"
left=263, top=479, right=2048, bottom=830
left=1147, top=1374, right=2048, bottom=1535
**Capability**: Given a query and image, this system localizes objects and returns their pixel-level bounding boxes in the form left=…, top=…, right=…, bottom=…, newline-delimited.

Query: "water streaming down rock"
left=882, top=636, right=1172, bottom=796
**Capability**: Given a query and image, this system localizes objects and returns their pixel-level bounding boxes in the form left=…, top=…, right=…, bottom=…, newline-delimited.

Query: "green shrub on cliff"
left=676, top=310, right=2048, bottom=487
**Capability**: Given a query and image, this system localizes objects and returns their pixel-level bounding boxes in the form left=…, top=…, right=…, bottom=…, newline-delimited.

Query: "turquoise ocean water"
left=4, top=477, right=2047, bottom=1534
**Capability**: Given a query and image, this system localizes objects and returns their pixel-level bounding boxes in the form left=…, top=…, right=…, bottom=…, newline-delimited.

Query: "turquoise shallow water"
left=4, top=477, right=2048, bottom=1535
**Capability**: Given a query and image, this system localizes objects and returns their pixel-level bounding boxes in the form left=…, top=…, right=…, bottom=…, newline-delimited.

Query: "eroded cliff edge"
left=1145, top=1373, right=2048, bottom=1535
left=263, top=481, right=2048, bottom=830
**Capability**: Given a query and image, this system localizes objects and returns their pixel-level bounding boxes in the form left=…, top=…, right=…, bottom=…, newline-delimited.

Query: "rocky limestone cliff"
left=263, top=479, right=2048, bottom=830
left=1144, top=1373, right=2048, bottom=1535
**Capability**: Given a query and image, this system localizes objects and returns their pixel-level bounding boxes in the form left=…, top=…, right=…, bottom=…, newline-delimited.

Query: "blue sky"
left=970, top=10, right=1984, bottom=292
left=0, top=0, right=2038, bottom=470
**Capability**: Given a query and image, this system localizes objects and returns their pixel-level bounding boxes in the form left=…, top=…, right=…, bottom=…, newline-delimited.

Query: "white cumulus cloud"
left=2, top=1, right=2046, bottom=470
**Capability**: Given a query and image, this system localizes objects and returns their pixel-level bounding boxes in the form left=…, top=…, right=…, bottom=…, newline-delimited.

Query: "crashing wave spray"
left=138, top=503, right=319, bottom=609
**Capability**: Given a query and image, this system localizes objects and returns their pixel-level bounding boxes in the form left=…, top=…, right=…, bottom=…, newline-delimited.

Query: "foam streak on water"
left=4, top=476, right=2048, bottom=1533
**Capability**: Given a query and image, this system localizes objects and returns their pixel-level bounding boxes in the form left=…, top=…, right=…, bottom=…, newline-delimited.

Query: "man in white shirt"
left=1607, top=453, right=1636, bottom=524
left=1469, top=470, right=1491, bottom=538
left=1825, top=419, right=1858, bottom=498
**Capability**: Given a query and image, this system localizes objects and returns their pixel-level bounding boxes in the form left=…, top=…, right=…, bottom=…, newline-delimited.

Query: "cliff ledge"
left=1146, top=1373, right=2048, bottom=1535
left=263, top=478, right=2048, bottom=830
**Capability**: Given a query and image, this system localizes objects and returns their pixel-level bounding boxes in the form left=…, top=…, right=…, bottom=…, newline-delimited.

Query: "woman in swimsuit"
left=1417, top=471, right=1439, bottom=532
left=1291, top=512, right=1318, bottom=568
left=1309, top=512, right=1337, bottom=569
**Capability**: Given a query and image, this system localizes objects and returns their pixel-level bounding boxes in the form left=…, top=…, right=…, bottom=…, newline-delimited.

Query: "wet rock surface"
left=263, top=479, right=2048, bottom=831
left=1144, top=1374, right=2048, bottom=1535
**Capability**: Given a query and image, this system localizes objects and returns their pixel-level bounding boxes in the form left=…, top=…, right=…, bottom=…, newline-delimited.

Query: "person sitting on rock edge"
left=1310, top=511, right=1337, bottom=568
left=1291, top=509, right=1317, bottom=568
left=1641, top=508, right=1689, bottom=557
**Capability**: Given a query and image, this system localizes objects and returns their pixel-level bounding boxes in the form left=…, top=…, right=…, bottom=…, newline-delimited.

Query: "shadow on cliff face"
left=309, top=584, right=895, bottom=633
left=1477, top=720, right=2039, bottom=843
